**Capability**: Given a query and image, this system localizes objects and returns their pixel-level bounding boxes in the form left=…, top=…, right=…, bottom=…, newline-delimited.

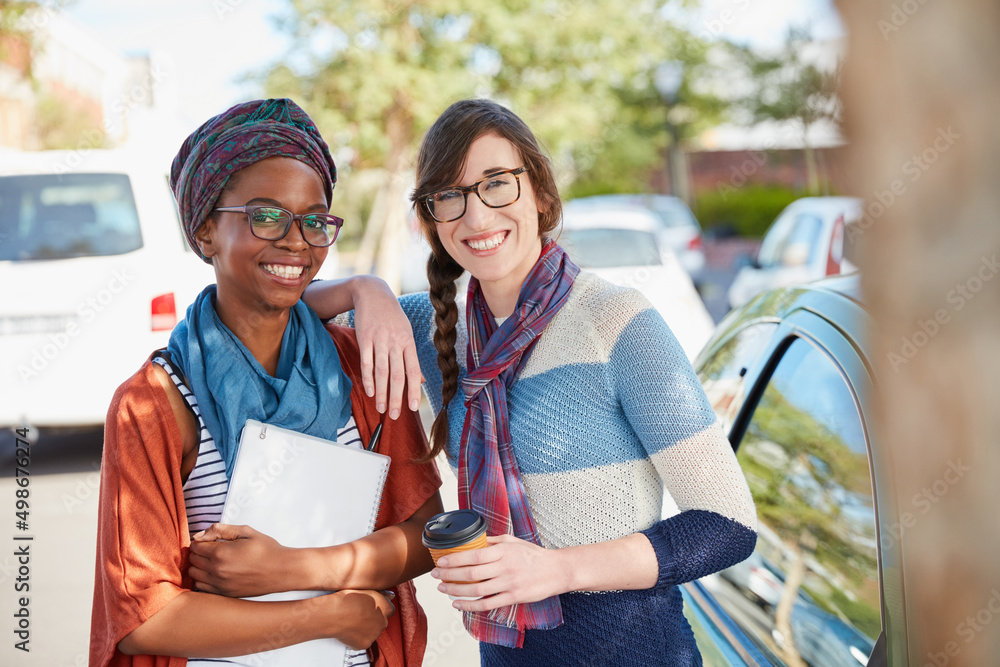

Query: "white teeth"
left=262, top=264, right=305, bottom=279
left=467, top=232, right=506, bottom=251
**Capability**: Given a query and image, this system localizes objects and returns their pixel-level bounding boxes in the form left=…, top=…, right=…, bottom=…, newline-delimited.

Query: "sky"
left=63, top=0, right=845, bottom=137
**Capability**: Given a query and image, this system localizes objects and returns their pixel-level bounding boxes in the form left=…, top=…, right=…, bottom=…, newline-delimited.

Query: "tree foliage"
left=728, top=27, right=841, bottom=193
left=259, top=0, right=730, bottom=277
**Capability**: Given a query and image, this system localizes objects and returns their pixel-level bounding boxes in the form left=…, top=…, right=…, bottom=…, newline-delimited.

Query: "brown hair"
left=410, top=99, right=562, bottom=461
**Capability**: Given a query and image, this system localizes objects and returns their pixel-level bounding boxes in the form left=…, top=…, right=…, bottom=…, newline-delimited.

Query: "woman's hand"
left=429, top=534, right=570, bottom=612
left=189, top=523, right=299, bottom=597
left=304, top=276, right=423, bottom=420
left=328, top=589, right=395, bottom=650
left=350, top=277, right=423, bottom=420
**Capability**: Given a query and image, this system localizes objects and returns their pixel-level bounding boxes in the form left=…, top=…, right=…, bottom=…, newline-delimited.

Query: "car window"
left=647, top=197, right=699, bottom=229
left=718, top=336, right=879, bottom=667
left=0, top=173, right=143, bottom=261
left=757, top=213, right=823, bottom=268
left=698, top=322, right=778, bottom=435
left=560, top=228, right=661, bottom=268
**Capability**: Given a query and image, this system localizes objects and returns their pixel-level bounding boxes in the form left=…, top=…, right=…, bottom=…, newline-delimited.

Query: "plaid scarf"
left=458, top=240, right=579, bottom=648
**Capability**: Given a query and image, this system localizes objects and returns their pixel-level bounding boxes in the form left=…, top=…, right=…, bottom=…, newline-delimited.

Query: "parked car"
left=684, top=274, right=905, bottom=666
left=560, top=206, right=715, bottom=360
left=0, top=149, right=339, bottom=432
left=564, top=193, right=706, bottom=275
left=727, top=197, right=863, bottom=310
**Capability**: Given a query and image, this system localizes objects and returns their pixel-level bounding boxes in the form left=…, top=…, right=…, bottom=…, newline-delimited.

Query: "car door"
left=698, top=308, right=906, bottom=666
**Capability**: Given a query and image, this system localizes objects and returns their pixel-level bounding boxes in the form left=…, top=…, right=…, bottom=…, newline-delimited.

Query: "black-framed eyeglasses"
left=212, top=205, right=344, bottom=247
left=421, top=167, right=527, bottom=223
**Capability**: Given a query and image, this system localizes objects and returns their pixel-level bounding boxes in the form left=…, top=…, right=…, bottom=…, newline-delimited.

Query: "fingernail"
left=377, top=402, right=386, bottom=413
left=430, top=568, right=440, bottom=578
left=390, top=409, right=399, bottom=420
left=365, top=385, right=374, bottom=397
left=193, top=530, right=205, bottom=538
left=410, top=400, right=420, bottom=411
left=438, top=584, right=446, bottom=592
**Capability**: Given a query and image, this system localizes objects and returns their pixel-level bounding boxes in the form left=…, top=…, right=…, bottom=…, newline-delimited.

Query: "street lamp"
left=654, top=61, right=690, bottom=205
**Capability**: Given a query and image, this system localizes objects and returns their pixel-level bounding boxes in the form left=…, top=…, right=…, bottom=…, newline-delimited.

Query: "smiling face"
left=195, top=156, right=329, bottom=330
left=434, top=133, right=544, bottom=315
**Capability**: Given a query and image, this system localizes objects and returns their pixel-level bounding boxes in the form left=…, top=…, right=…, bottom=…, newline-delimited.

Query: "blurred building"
left=652, top=37, right=851, bottom=201
left=0, top=8, right=181, bottom=154
left=0, top=28, right=34, bottom=149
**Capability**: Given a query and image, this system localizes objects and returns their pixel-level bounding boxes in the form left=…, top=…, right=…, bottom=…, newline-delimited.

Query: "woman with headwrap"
left=90, top=99, right=442, bottom=667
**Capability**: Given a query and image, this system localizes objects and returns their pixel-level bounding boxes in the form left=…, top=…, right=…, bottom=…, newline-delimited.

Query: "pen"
left=366, top=422, right=383, bottom=452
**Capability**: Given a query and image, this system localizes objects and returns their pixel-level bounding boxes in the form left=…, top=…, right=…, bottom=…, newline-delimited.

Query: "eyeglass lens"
left=249, top=207, right=338, bottom=246
left=428, top=171, right=520, bottom=222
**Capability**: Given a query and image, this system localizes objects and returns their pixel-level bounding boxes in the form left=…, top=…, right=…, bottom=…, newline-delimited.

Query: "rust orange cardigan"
left=90, top=324, right=442, bottom=667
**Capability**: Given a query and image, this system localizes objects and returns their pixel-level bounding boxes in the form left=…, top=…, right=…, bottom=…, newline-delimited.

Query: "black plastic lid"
left=422, top=509, right=487, bottom=549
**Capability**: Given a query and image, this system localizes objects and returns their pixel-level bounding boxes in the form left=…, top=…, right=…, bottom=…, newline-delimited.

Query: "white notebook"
left=218, top=419, right=391, bottom=667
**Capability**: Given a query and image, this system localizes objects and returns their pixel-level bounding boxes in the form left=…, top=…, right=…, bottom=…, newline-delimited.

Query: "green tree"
left=261, top=0, right=717, bottom=285
left=565, top=36, right=729, bottom=200
left=729, top=27, right=841, bottom=194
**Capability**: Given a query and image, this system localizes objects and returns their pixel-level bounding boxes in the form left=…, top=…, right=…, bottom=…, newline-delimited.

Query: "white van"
left=0, top=149, right=339, bottom=430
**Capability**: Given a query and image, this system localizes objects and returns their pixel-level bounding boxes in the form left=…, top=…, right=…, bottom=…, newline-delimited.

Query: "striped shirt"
left=153, top=356, right=371, bottom=667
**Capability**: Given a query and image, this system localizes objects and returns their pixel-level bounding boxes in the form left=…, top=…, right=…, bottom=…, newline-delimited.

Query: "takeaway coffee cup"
left=422, top=509, right=488, bottom=565
left=423, top=509, right=488, bottom=598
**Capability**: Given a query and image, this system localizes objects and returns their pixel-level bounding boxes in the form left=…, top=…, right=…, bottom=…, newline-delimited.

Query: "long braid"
left=422, top=248, right=465, bottom=462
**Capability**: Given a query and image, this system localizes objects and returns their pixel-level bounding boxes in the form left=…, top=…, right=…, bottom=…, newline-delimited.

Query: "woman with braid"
left=305, top=98, right=757, bottom=666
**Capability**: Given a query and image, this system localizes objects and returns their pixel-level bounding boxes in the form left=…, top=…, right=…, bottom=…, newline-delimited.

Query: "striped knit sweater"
left=397, top=272, right=757, bottom=666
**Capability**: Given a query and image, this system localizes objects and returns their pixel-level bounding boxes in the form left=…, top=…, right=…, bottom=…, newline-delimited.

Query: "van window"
left=0, top=173, right=143, bottom=261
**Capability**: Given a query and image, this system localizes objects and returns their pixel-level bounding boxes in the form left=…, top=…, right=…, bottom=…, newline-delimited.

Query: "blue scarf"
left=166, top=285, right=352, bottom=478
left=459, top=240, right=579, bottom=647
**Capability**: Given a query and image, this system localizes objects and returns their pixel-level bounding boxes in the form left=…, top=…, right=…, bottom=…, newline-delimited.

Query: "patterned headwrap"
left=169, top=98, right=336, bottom=263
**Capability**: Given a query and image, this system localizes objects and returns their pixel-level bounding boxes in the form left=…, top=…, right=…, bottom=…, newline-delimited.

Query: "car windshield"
left=561, top=228, right=661, bottom=268
left=0, top=173, right=143, bottom=261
